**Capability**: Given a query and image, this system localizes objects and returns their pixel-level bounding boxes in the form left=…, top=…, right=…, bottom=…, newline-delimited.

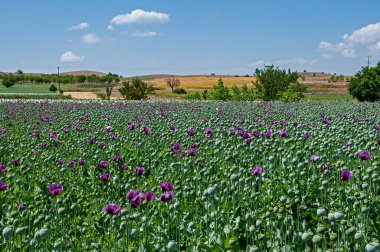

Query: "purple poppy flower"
left=358, top=150, right=371, bottom=160
left=187, top=129, right=196, bottom=136
left=173, top=142, right=182, bottom=151
left=160, top=181, right=174, bottom=191
left=99, top=161, right=109, bottom=168
left=293, top=122, right=300, bottom=127
left=0, top=164, right=8, bottom=173
left=245, top=138, right=253, bottom=144
left=11, top=159, right=20, bottom=167
left=113, top=155, right=122, bottom=162
left=159, top=191, right=174, bottom=202
left=18, top=203, right=25, bottom=211
left=279, top=130, right=289, bottom=138
left=265, top=131, right=273, bottom=139
left=64, top=128, right=70, bottom=133
left=230, top=130, right=237, bottom=135
left=89, top=138, right=97, bottom=144
left=143, top=192, right=156, bottom=202
left=121, top=164, right=129, bottom=170
left=127, top=190, right=141, bottom=201
left=78, top=159, right=86, bottom=165
left=169, top=125, right=176, bottom=131
left=48, top=183, right=62, bottom=196
left=251, top=167, right=264, bottom=176
left=68, top=161, right=76, bottom=167
left=303, top=133, right=311, bottom=139
left=0, top=180, right=9, bottom=191
left=310, top=155, right=319, bottom=163
left=103, top=203, right=121, bottom=215
left=135, top=167, right=146, bottom=175
left=41, top=142, right=49, bottom=148
left=258, top=123, right=264, bottom=127
left=129, top=124, right=137, bottom=130
left=340, top=170, right=353, bottom=181
left=58, top=159, right=65, bottom=165
left=239, top=130, right=250, bottom=139
left=187, top=148, right=197, bottom=156
left=142, top=126, right=151, bottom=135
left=252, top=130, right=261, bottom=138
left=322, top=119, right=329, bottom=125
left=99, top=173, right=110, bottom=182
left=111, top=135, right=118, bottom=141
left=130, top=196, right=142, bottom=208
left=105, top=126, right=113, bottom=133
left=190, top=142, right=199, bottom=148
left=374, top=125, right=380, bottom=130
left=205, top=127, right=213, bottom=136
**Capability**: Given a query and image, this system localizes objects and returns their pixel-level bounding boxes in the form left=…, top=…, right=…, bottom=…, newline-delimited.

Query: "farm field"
left=0, top=100, right=379, bottom=251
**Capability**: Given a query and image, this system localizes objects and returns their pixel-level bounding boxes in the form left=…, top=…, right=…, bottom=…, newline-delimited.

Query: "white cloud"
left=248, top=60, right=265, bottom=68
left=83, top=34, right=101, bottom=44
left=69, top=22, right=89, bottom=31
left=107, top=25, right=114, bottom=31
left=60, top=51, right=85, bottom=62
left=343, top=22, right=380, bottom=44
left=110, top=9, right=170, bottom=25
left=318, top=22, right=380, bottom=58
left=132, top=31, right=158, bottom=37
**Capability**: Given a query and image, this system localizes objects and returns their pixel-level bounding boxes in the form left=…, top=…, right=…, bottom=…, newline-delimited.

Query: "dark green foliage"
left=209, top=79, right=230, bottom=101
left=349, top=62, right=380, bottom=102
left=96, top=93, right=107, bottom=100
left=49, top=84, right=58, bottom=92
left=106, top=86, right=113, bottom=100
left=202, top=90, right=209, bottom=100
left=255, top=65, right=298, bottom=101
left=1, top=75, right=16, bottom=88
left=184, top=91, right=201, bottom=100
left=281, top=82, right=307, bottom=102
left=118, top=78, right=155, bottom=100
left=230, top=84, right=256, bottom=101
left=173, top=88, right=187, bottom=94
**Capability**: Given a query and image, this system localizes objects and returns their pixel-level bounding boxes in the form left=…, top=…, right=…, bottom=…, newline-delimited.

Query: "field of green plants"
left=0, top=100, right=379, bottom=251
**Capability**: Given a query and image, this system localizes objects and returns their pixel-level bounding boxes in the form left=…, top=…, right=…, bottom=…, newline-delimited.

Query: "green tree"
left=202, top=90, right=209, bottom=100
left=349, top=62, right=380, bottom=102
left=49, top=84, right=58, bottom=92
left=281, top=82, right=307, bottom=102
left=1, top=75, right=16, bottom=88
left=240, top=84, right=256, bottom=101
left=118, top=78, right=155, bottom=100
left=254, top=65, right=298, bottom=101
left=209, top=78, right=230, bottom=101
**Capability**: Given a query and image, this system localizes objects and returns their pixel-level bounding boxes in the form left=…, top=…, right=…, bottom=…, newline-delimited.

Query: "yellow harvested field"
left=145, top=75, right=256, bottom=89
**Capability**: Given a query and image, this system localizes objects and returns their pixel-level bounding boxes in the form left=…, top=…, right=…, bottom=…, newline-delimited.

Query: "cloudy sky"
left=1, top=0, right=380, bottom=76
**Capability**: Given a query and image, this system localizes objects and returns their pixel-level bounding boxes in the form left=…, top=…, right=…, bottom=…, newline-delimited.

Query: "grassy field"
left=304, top=93, right=356, bottom=101
left=145, top=75, right=256, bottom=89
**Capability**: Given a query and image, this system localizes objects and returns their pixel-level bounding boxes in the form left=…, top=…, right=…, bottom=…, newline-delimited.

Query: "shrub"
left=209, top=79, right=230, bottom=101
left=1, top=75, right=16, bottom=88
left=173, top=88, right=187, bottom=94
left=349, top=62, right=380, bottom=102
left=96, top=93, right=107, bottom=100
left=254, top=65, right=298, bottom=101
left=49, top=84, right=58, bottom=92
left=184, top=92, right=201, bottom=100
left=118, top=78, right=155, bottom=100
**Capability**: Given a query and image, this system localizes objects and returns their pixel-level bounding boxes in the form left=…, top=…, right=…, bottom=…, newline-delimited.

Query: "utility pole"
left=57, top=66, right=60, bottom=92
left=367, top=56, right=371, bottom=68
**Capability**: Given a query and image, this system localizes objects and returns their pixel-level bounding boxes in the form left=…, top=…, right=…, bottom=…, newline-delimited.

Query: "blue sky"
left=1, top=0, right=380, bottom=76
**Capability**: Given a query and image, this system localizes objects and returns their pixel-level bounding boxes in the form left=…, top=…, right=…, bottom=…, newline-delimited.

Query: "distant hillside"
left=61, top=71, right=106, bottom=76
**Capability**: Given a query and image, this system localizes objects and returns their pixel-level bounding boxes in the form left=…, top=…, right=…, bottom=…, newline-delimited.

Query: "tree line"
left=0, top=72, right=121, bottom=88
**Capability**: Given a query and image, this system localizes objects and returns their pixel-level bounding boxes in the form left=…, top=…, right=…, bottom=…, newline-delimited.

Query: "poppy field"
left=0, top=100, right=379, bottom=251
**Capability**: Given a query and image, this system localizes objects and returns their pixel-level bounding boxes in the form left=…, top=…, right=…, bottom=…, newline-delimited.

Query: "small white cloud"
left=343, top=22, right=380, bottom=44
left=69, top=22, right=90, bottom=31
left=319, top=41, right=333, bottom=50
left=60, top=51, right=85, bottom=62
left=110, top=9, right=170, bottom=25
left=83, top=33, right=101, bottom=44
left=248, top=60, right=265, bottom=68
left=341, top=48, right=356, bottom=58
left=132, top=31, right=158, bottom=37
left=107, top=25, right=114, bottom=31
